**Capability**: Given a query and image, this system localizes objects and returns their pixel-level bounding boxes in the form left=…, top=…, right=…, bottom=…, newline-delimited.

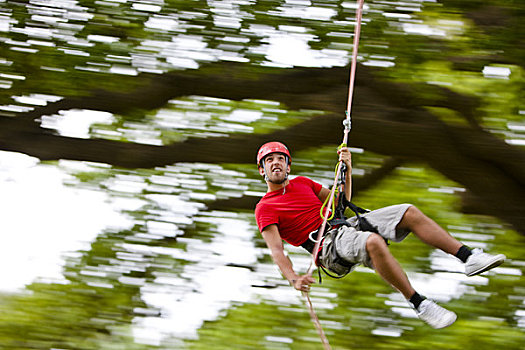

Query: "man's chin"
left=268, top=175, right=286, bottom=184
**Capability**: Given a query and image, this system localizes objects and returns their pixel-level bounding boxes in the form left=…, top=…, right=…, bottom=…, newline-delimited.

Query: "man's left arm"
left=338, top=147, right=352, bottom=201
left=316, top=147, right=353, bottom=203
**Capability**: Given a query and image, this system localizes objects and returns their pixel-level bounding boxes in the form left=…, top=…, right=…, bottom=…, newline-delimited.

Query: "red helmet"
left=256, top=141, right=291, bottom=166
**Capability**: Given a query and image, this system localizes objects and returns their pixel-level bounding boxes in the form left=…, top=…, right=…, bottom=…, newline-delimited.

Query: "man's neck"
left=266, top=179, right=289, bottom=193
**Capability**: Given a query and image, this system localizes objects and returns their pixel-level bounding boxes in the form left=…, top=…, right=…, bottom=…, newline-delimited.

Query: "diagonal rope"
left=302, top=1, right=365, bottom=349
left=308, top=0, right=364, bottom=276
left=303, top=291, right=331, bottom=349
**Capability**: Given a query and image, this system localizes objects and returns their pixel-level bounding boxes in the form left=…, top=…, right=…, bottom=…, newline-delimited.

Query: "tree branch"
left=1, top=61, right=525, bottom=233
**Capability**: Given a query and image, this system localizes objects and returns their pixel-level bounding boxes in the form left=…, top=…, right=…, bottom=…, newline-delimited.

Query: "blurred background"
left=0, top=0, right=524, bottom=349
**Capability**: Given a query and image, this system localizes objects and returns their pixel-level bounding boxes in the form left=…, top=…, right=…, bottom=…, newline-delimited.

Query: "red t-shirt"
left=255, top=176, right=324, bottom=246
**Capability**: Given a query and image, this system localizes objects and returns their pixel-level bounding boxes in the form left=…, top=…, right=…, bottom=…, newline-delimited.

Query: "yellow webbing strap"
left=319, top=142, right=347, bottom=221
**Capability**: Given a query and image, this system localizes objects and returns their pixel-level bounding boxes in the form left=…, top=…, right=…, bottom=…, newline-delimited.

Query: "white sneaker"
left=465, top=248, right=506, bottom=277
left=416, top=299, right=457, bottom=329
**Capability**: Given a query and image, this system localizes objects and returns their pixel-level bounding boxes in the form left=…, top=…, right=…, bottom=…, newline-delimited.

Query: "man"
left=254, top=141, right=506, bottom=329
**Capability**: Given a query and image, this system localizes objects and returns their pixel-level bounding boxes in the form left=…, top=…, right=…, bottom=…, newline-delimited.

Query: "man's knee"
left=404, top=205, right=421, bottom=218
left=366, top=233, right=388, bottom=254
left=400, top=205, right=426, bottom=227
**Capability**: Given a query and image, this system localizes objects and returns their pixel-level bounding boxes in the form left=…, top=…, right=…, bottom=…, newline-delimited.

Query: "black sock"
left=455, top=245, right=472, bottom=263
left=409, top=292, right=426, bottom=310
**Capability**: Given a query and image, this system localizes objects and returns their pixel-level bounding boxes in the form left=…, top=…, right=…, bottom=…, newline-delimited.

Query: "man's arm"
left=261, top=224, right=315, bottom=292
left=338, top=147, right=352, bottom=201
left=316, top=147, right=353, bottom=204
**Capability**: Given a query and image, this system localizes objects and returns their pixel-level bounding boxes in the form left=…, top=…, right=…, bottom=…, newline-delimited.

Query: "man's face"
left=259, top=152, right=290, bottom=184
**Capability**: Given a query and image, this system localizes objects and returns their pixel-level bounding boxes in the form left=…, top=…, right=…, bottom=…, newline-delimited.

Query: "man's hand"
left=337, top=147, right=352, bottom=169
left=337, top=146, right=353, bottom=201
left=292, top=274, right=316, bottom=292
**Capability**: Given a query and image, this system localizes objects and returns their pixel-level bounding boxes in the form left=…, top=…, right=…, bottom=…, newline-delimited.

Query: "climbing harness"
left=301, top=1, right=366, bottom=349
left=304, top=164, right=379, bottom=282
left=317, top=173, right=377, bottom=280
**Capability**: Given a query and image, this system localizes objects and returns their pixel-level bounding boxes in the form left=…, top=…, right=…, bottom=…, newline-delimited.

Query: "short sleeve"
left=255, top=202, right=278, bottom=233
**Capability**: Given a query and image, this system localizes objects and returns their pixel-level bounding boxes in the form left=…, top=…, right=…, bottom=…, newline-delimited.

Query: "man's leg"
left=365, top=233, right=457, bottom=329
left=366, top=233, right=415, bottom=298
left=397, top=206, right=461, bottom=255
left=396, top=205, right=505, bottom=276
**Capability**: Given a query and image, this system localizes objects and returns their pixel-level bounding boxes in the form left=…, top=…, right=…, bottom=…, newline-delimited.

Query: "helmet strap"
left=262, top=163, right=269, bottom=182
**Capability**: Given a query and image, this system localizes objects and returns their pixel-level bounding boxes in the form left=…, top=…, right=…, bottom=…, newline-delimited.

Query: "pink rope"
left=302, top=1, right=365, bottom=348
left=303, top=291, right=331, bottom=350
left=308, top=0, right=365, bottom=275
left=345, top=0, right=365, bottom=142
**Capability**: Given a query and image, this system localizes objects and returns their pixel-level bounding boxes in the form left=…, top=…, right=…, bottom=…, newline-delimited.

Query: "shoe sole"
left=466, top=255, right=505, bottom=277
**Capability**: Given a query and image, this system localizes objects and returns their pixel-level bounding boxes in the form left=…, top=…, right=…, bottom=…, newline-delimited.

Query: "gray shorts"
left=319, top=204, right=412, bottom=273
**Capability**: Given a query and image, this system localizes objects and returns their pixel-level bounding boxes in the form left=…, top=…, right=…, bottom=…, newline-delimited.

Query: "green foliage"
left=0, top=0, right=523, bottom=349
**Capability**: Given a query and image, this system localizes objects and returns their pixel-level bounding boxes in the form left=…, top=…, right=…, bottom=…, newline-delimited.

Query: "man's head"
left=256, top=141, right=291, bottom=184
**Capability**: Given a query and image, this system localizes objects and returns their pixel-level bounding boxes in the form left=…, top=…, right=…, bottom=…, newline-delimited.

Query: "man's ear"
left=258, top=165, right=265, bottom=177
